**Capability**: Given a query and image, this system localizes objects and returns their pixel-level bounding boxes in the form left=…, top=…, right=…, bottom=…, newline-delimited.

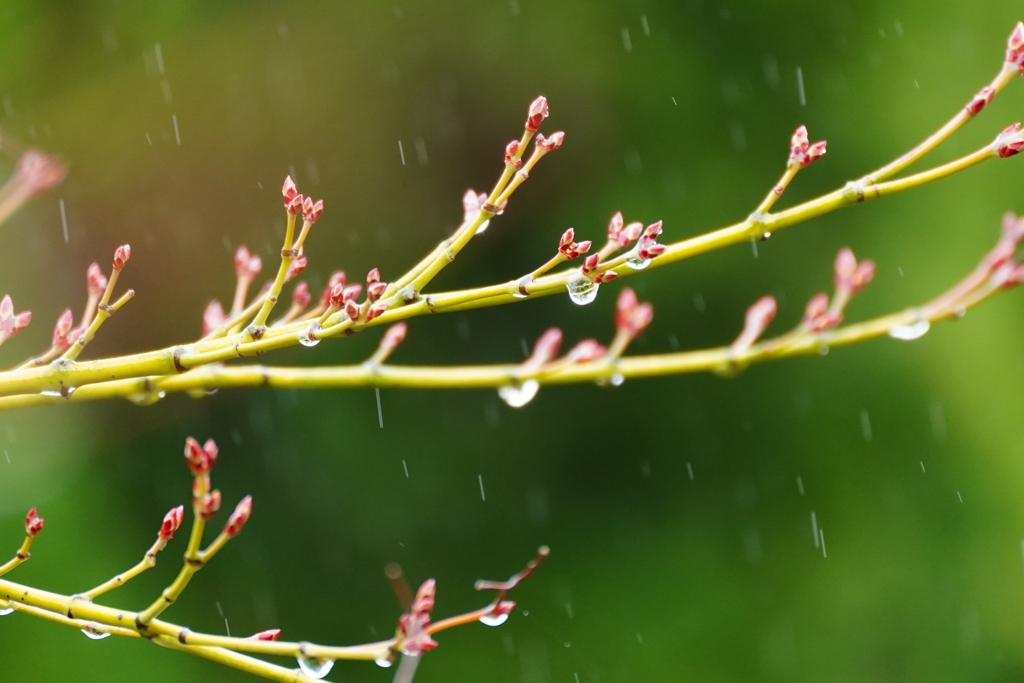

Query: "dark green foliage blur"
left=1, top=1, right=1023, bottom=681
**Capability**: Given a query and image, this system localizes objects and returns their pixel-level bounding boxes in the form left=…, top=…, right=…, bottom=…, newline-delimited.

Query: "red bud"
left=536, top=131, right=565, bottom=152
left=159, top=505, right=185, bottom=540
left=320, top=271, right=346, bottom=307
left=733, top=296, right=777, bottom=353
left=199, top=490, right=222, bottom=520
left=25, top=508, right=44, bottom=537
left=113, top=244, right=131, bottom=270
left=87, top=263, right=108, bottom=294
left=282, top=176, right=297, bottom=206
left=1007, top=22, right=1024, bottom=73
left=525, top=96, right=549, bottom=132
left=202, top=300, right=226, bottom=336
left=223, top=496, right=252, bottom=537
left=252, top=629, right=281, bottom=641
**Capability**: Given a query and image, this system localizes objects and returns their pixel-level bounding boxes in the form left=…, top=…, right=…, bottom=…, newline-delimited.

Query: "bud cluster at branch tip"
left=732, top=296, right=778, bottom=354
left=202, top=300, right=226, bottom=336
left=25, top=508, right=44, bottom=537
left=286, top=257, right=308, bottom=280
left=636, top=221, right=666, bottom=260
left=398, top=578, right=438, bottom=655
left=379, top=322, right=408, bottom=354
left=615, top=288, right=654, bottom=339
left=558, top=228, right=592, bottom=259
left=234, top=246, right=263, bottom=281
left=606, top=212, right=645, bottom=251
left=0, top=295, right=31, bottom=340
left=366, top=268, right=388, bottom=302
left=789, top=126, right=827, bottom=168
left=184, top=436, right=218, bottom=476
left=833, top=248, right=876, bottom=295
left=87, top=263, right=108, bottom=294
left=581, top=254, right=618, bottom=283
left=567, top=339, right=608, bottom=362
left=535, top=131, right=565, bottom=152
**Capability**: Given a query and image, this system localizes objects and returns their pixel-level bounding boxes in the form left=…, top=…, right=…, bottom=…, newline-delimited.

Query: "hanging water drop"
left=499, top=380, right=539, bottom=408
left=375, top=656, right=394, bottom=668
left=299, top=324, right=322, bottom=347
left=625, top=256, right=650, bottom=270
left=566, top=275, right=598, bottom=305
left=610, top=373, right=624, bottom=386
left=81, top=624, right=111, bottom=640
left=479, top=612, right=510, bottom=627
left=888, top=320, right=930, bottom=341
left=297, top=657, right=334, bottom=679
left=474, top=218, right=492, bottom=235
left=0, top=601, right=13, bottom=616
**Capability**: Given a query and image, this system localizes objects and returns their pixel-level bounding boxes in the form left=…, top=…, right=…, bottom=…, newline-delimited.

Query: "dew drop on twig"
left=479, top=613, right=509, bottom=627
left=297, top=657, right=334, bottom=679
left=888, top=320, right=930, bottom=340
left=498, top=380, right=539, bottom=407
left=566, top=276, right=598, bottom=305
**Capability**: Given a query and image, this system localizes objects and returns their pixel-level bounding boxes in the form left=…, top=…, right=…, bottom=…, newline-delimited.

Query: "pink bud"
left=381, top=323, right=408, bottom=352
left=252, top=629, right=281, bottom=642
left=282, top=176, right=297, bottom=206
left=615, top=288, right=654, bottom=337
left=505, top=140, right=521, bottom=165
left=202, top=300, right=226, bottom=336
left=199, top=490, right=222, bottom=520
left=525, top=96, right=549, bottom=132
left=342, top=284, right=363, bottom=302
left=344, top=299, right=361, bottom=321
left=559, top=228, right=575, bottom=248
left=490, top=601, right=516, bottom=619
left=286, top=193, right=304, bottom=216
left=52, top=309, right=74, bottom=347
left=365, top=301, right=389, bottom=321
left=527, top=328, right=563, bottom=368
left=320, top=271, right=346, bottom=307
left=643, top=221, right=663, bottom=239
left=286, top=256, right=308, bottom=280
left=833, top=248, right=858, bottom=290
left=0, top=295, right=30, bottom=337
left=1007, top=22, right=1024, bottom=73
left=851, top=260, right=876, bottom=292
left=581, top=253, right=601, bottom=276
left=223, top=496, right=252, bottom=537
left=15, top=151, right=67, bottom=197
left=329, top=283, right=346, bottom=308
left=159, top=505, right=185, bottom=540
left=25, top=508, right=44, bottom=537
left=291, top=282, right=311, bottom=309
left=536, top=131, right=565, bottom=152
left=607, top=212, right=624, bottom=237
left=183, top=436, right=218, bottom=476
left=594, top=271, right=618, bottom=284
left=234, top=246, right=252, bottom=276
left=803, top=293, right=841, bottom=332
left=803, top=293, right=829, bottom=322
left=567, top=339, right=607, bottom=363
left=966, top=86, right=995, bottom=116
left=87, top=263, right=108, bottom=294
left=367, top=280, right=388, bottom=302
left=733, top=296, right=777, bottom=353
left=303, top=198, right=323, bottom=224
left=997, top=122, right=1024, bottom=158
left=113, top=244, right=131, bottom=270
left=367, top=268, right=381, bottom=284
left=412, top=579, right=436, bottom=616
left=621, top=222, right=644, bottom=247
left=789, top=125, right=827, bottom=167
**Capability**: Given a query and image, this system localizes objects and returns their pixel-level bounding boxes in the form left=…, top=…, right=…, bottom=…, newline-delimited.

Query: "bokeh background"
left=1, top=1, right=1023, bottom=681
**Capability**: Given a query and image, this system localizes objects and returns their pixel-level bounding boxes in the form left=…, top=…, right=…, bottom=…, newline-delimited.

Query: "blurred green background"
left=1, top=1, right=1023, bottom=681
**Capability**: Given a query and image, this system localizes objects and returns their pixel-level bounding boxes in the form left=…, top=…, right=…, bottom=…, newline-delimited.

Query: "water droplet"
left=479, top=612, right=510, bottom=627
left=0, top=601, right=13, bottom=616
left=81, top=624, right=111, bottom=640
left=817, top=343, right=829, bottom=356
left=954, top=308, right=966, bottom=318
left=625, top=256, right=650, bottom=270
left=375, top=656, right=394, bottom=668
left=127, top=391, right=164, bottom=406
left=566, top=275, right=598, bottom=305
left=40, top=390, right=62, bottom=397
left=888, top=320, right=930, bottom=341
left=299, top=324, right=322, bottom=347
left=512, top=291, right=528, bottom=299
left=474, top=219, right=492, bottom=235
left=610, top=373, right=624, bottom=386
left=297, top=657, right=334, bottom=679
left=498, top=380, right=539, bottom=408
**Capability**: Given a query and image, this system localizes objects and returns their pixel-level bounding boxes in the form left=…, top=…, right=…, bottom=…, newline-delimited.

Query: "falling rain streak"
left=375, top=387, right=383, bottom=428
left=172, top=115, right=181, bottom=145
left=796, top=67, right=806, bottom=106
left=59, top=199, right=68, bottom=243
left=478, top=475, right=486, bottom=501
